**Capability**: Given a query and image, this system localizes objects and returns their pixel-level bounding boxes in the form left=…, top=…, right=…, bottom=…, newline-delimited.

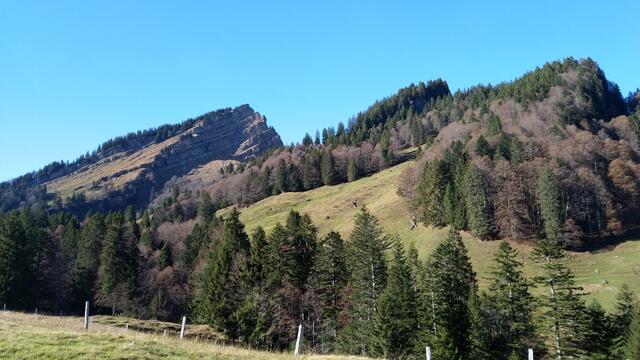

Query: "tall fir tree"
left=428, top=229, right=476, bottom=358
left=194, top=209, right=250, bottom=339
left=302, top=155, right=320, bottom=190
left=582, top=300, right=614, bottom=359
left=475, top=134, right=493, bottom=157
left=157, top=242, right=172, bottom=270
left=320, top=150, right=336, bottom=186
left=487, top=241, right=537, bottom=357
left=338, top=207, right=391, bottom=355
left=464, top=166, right=494, bottom=239
left=97, top=213, right=135, bottom=315
left=418, top=160, right=448, bottom=227
left=71, top=213, right=104, bottom=309
left=467, top=291, right=491, bottom=360
left=347, top=158, right=359, bottom=182
left=612, top=284, right=638, bottom=356
left=307, top=231, right=349, bottom=353
left=273, top=159, right=288, bottom=195
left=372, top=239, right=418, bottom=358
left=198, top=192, right=216, bottom=223
left=0, top=211, right=35, bottom=309
left=532, top=238, right=586, bottom=359
left=538, top=167, right=563, bottom=243
left=282, top=211, right=318, bottom=291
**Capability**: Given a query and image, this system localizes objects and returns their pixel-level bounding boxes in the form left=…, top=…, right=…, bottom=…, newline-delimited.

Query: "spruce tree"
left=308, top=231, right=349, bottom=353
left=302, top=133, right=313, bottom=146
left=194, top=209, right=250, bottom=339
left=71, top=213, right=104, bottom=308
left=538, top=167, right=563, bottom=243
left=487, top=241, right=537, bottom=357
left=122, top=206, right=140, bottom=294
left=338, top=207, right=391, bottom=355
left=320, top=150, right=336, bottom=186
left=302, top=155, right=320, bottom=190
left=418, top=160, right=447, bottom=227
left=61, top=218, right=80, bottom=261
left=248, top=226, right=268, bottom=284
left=347, top=158, right=359, bottom=182
left=582, top=300, right=614, bottom=359
left=612, top=284, right=638, bottom=356
left=0, top=211, right=34, bottom=308
left=444, top=175, right=466, bottom=230
left=97, top=213, right=133, bottom=315
left=467, top=292, right=491, bottom=360
left=157, top=242, right=172, bottom=270
left=273, top=159, right=288, bottom=194
left=198, top=192, right=215, bottom=223
left=372, top=239, right=418, bottom=358
left=464, top=166, right=494, bottom=238
left=287, top=163, right=301, bottom=192
left=475, top=135, right=493, bottom=158
left=428, top=229, right=476, bottom=357
left=532, top=238, right=586, bottom=359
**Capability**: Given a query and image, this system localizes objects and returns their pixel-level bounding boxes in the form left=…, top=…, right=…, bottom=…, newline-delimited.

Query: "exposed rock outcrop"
left=44, top=104, right=282, bottom=213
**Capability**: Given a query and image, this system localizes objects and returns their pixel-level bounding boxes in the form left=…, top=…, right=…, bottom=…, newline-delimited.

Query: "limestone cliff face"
left=43, top=104, right=282, bottom=213
left=151, top=104, right=282, bottom=185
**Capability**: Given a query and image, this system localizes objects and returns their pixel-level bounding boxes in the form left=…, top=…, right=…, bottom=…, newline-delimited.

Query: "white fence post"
left=426, top=346, right=431, bottom=360
left=528, top=348, right=534, bottom=360
left=125, top=323, right=129, bottom=331
left=294, top=324, right=303, bottom=355
left=180, top=316, right=186, bottom=339
left=84, top=301, right=89, bottom=330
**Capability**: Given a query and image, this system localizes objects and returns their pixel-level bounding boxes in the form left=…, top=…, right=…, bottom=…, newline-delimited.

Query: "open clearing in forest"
left=220, top=161, right=640, bottom=310
left=0, top=311, right=368, bottom=360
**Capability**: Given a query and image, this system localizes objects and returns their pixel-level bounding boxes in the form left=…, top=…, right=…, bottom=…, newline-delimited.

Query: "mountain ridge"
left=0, top=104, right=283, bottom=214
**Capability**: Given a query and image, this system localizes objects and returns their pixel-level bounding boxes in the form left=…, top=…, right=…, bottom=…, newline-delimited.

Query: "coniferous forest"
left=2, top=205, right=640, bottom=358
left=2, top=57, right=640, bottom=359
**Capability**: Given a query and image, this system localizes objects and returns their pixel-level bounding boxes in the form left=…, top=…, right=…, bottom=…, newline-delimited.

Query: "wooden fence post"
left=294, top=324, right=303, bottom=355
left=180, top=316, right=186, bottom=339
left=84, top=301, right=89, bottom=330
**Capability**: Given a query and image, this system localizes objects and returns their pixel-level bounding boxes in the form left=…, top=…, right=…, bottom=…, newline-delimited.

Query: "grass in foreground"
left=219, top=161, right=640, bottom=310
left=0, top=311, right=368, bottom=360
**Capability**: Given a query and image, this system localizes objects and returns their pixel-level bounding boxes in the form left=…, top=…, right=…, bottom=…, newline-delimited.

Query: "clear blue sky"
left=1, top=0, right=638, bottom=182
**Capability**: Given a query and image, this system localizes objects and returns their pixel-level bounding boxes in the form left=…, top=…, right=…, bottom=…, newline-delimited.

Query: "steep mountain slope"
left=219, top=161, right=640, bottom=309
left=1, top=105, right=282, bottom=214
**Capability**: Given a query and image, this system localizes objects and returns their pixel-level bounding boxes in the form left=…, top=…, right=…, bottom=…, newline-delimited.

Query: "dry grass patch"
left=0, top=311, right=370, bottom=360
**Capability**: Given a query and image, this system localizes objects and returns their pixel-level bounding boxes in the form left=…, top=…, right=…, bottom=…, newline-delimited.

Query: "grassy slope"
left=0, top=311, right=366, bottom=360
left=45, top=135, right=181, bottom=200
left=220, top=161, right=640, bottom=309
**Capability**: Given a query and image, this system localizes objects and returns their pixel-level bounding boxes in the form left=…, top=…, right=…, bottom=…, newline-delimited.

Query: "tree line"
left=3, top=203, right=640, bottom=358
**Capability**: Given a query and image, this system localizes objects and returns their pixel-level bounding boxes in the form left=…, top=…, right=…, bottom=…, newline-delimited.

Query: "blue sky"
left=1, top=0, right=638, bottom=181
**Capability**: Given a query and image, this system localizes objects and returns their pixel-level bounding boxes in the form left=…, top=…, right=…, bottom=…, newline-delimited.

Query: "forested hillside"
left=2, top=57, right=640, bottom=359
left=401, top=58, right=640, bottom=249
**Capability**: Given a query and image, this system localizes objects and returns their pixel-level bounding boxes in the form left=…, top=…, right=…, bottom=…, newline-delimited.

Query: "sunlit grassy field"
left=0, top=311, right=368, bottom=360
left=220, top=161, right=640, bottom=310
